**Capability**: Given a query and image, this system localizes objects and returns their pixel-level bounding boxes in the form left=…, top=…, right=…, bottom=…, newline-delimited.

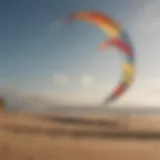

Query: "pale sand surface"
left=0, top=111, right=160, bottom=160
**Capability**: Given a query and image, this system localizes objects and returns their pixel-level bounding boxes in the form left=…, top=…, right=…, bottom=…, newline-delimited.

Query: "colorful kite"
left=62, top=11, right=136, bottom=105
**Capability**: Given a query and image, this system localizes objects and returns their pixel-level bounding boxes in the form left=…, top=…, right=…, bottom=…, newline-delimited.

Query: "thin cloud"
left=53, top=74, right=70, bottom=86
left=131, top=0, right=160, bottom=34
left=80, top=75, right=93, bottom=87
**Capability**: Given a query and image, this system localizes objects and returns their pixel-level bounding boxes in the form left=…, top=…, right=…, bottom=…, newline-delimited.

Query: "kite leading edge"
left=62, top=10, right=136, bottom=105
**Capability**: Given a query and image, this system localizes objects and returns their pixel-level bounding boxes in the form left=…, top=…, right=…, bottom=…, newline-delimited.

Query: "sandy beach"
left=0, top=111, right=160, bottom=160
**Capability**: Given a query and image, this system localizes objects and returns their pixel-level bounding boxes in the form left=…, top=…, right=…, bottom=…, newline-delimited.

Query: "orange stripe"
left=74, top=11, right=121, bottom=30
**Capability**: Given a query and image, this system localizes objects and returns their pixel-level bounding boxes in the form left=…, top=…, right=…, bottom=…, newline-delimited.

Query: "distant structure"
left=0, top=97, right=6, bottom=111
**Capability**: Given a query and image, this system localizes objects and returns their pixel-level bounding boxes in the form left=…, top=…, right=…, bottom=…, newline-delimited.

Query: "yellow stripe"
left=99, top=24, right=121, bottom=37
left=122, top=63, right=135, bottom=84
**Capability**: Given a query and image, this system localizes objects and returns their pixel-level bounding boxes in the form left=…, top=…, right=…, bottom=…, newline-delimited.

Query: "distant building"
left=0, top=97, right=5, bottom=111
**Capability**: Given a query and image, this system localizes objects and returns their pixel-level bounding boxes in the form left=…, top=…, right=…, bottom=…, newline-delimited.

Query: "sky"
left=0, top=0, right=160, bottom=107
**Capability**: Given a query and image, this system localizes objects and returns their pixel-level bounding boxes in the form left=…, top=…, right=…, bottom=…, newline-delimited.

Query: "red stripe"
left=112, top=39, right=133, bottom=56
left=114, top=85, right=125, bottom=96
left=108, top=85, right=126, bottom=101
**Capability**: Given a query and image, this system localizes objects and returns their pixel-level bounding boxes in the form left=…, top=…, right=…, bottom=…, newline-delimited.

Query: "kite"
left=62, top=11, right=136, bottom=105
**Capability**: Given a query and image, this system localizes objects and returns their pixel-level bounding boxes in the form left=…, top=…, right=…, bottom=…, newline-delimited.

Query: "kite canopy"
left=63, top=10, right=136, bottom=105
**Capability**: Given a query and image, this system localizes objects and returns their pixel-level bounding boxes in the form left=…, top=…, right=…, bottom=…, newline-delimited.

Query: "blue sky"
left=0, top=0, right=160, bottom=106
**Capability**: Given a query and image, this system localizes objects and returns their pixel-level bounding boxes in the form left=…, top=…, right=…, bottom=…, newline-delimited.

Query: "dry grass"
left=0, top=111, right=160, bottom=160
